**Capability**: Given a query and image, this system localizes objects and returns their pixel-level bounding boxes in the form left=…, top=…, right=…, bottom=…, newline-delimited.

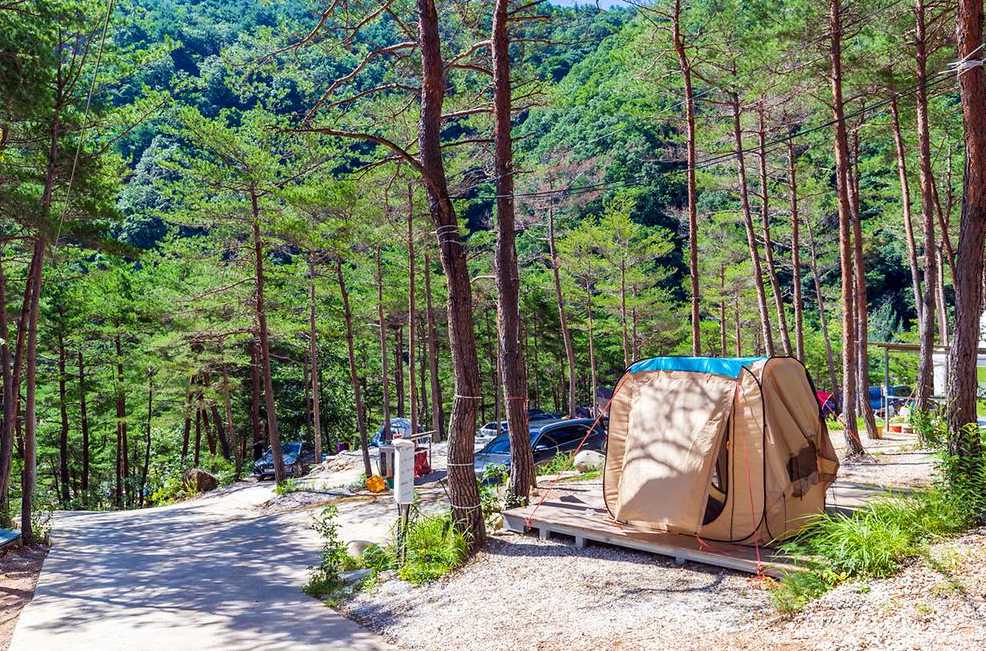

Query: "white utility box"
left=393, top=439, right=415, bottom=505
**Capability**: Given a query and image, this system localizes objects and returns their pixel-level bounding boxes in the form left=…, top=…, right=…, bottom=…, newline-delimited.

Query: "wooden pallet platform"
left=502, top=487, right=801, bottom=578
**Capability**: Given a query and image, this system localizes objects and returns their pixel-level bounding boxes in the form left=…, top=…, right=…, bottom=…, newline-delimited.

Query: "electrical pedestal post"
left=393, top=438, right=415, bottom=565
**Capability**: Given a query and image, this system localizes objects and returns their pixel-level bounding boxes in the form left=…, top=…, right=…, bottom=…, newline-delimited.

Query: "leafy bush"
left=304, top=505, right=356, bottom=599
left=398, top=512, right=468, bottom=585
left=274, top=478, right=299, bottom=495
left=359, top=543, right=396, bottom=573
left=479, top=463, right=509, bottom=520
left=768, top=566, right=840, bottom=614
left=537, top=452, right=575, bottom=476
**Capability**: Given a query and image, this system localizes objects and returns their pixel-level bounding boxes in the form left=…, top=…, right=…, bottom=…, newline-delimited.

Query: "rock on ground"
left=573, top=450, right=604, bottom=472
left=183, top=468, right=218, bottom=493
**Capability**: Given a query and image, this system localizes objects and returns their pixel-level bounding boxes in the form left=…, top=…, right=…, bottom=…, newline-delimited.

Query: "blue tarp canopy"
left=627, top=356, right=768, bottom=379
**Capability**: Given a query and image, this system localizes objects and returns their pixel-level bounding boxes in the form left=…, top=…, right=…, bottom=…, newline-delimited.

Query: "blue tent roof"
left=626, top=356, right=768, bottom=379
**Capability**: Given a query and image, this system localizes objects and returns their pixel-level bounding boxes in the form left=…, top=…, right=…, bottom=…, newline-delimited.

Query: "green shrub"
left=769, top=567, right=839, bottom=614
left=537, top=453, right=574, bottom=476
left=304, top=505, right=356, bottom=599
left=359, top=543, right=396, bottom=573
left=398, top=512, right=468, bottom=585
left=274, top=478, right=299, bottom=495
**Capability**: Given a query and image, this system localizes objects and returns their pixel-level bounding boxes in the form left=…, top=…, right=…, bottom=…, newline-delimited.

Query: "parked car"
left=476, top=420, right=508, bottom=446
left=476, top=410, right=561, bottom=446
left=473, top=418, right=606, bottom=477
left=369, top=417, right=422, bottom=447
left=253, top=441, right=319, bottom=480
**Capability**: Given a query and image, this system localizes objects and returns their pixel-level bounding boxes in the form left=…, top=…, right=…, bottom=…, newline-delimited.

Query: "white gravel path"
left=343, top=531, right=773, bottom=651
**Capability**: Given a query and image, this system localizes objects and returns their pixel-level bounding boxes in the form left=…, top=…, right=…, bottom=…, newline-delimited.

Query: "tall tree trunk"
left=730, top=92, right=775, bottom=355
left=936, top=247, right=949, bottom=344
left=849, top=129, right=879, bottom=440
left=407, top=186, right=419, bottom=441
left=375, top=247, right=392, bottom=443
left=418, top=0, right=484, bottom=545
left=114, top=333, right=129, bottom=507
left=193, top=408, right=202, bottom=467
left=0, top=249, right=11, bottom=525
left=336, top=260, right=371, bottom=475
left=180, top=378, right=193, bottom=462
left=249, top=340, right=263, bottom=460
left=947, top=0, right=986, bottom=450
left=78, top=348, right=90, bottom=496
left=807, top=219, right=840, bottom=396
left=757, top=106, right=792, bottom=355
left=308, top=256, right=322, bottom=463
left=547, top=205, right=577, bottom=417
left=394, top=326, right=405, bottom=418
left=734, top=295, right=742, bottom=356
left=209, top=402, right=230, bottom=459
left=586, top=282, right=597, bottom=406
left=672, top=0, right=701, bottom=355
left=914, top=0, right=938, bottom=411
left=57, top=332, right=70, bottom=505
left=719, top=264, right=727, bottom=356
left=220, top=368, right=239, bottom=476
left=251, top=199, right=285, bottom=482
left=20, top=239, right=43, bottom=543
left=139, top=371, right=153, bottom=508
left=619, top=257, right=630, bottom=367
left=827, top=0, right=864, bottom=455
left=787, top=140, right=806, bottom=361
left=631, top=286, right=640, bottom=361
left=889, top=97, right=925, bottom=323
left=202, top=403, right=216, bottom=456
left=0, top=243, right=41, bottom=521
left=423, top=255, right=445, bottom=441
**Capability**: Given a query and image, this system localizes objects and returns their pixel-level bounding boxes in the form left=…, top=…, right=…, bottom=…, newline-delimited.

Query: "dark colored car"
left=369, top=418, right=421, bottom=447
left=253, top=441, right=318, bottom=480
left=473, top=418, right=606, bottom=476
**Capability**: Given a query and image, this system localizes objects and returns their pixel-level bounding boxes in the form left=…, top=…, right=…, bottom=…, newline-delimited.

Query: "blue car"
left=473, top=418, right=606, bottom=476
left=253, top=441, right=318, bottom=480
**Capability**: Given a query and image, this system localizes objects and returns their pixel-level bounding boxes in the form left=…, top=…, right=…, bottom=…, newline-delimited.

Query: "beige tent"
left=603, top=356, right=839, bottom=545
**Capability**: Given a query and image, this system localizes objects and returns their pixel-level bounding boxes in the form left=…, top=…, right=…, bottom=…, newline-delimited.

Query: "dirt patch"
left=0, top=544, right=48, bottom=651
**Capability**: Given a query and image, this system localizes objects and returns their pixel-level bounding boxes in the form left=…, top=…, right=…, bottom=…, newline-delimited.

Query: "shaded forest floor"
left=0, top=544, right=47, bottom=651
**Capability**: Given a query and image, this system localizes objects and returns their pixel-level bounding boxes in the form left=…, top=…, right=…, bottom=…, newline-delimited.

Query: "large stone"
left=183, top=468, right=219, bottom=493
left=573, top=450, right=605, bottom=472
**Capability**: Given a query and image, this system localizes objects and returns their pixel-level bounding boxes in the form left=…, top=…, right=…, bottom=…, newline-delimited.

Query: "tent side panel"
left=760, top=358, right=840, bottom=540
left=612, top=371, right=737, bottom=535
left=603, top=374, right=637, bottom=517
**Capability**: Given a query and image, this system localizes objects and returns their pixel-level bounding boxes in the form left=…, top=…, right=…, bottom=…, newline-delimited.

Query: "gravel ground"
left=727, top=529, right=986, bottom=650
left=341, top=532, right=773, bottom=651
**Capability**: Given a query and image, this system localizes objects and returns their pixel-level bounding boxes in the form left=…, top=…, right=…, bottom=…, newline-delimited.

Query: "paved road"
left=9, top=484, right=393, bottom=651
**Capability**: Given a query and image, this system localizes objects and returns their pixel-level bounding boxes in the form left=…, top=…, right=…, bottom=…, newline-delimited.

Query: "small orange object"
left=366, top=475, right=387, bottom=493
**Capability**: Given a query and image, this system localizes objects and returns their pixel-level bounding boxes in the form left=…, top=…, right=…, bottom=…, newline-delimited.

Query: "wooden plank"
left=503, top=495, right=801, bottom=578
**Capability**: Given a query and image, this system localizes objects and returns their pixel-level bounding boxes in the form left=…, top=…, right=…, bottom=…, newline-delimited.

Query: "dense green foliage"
left=0, top=0, right=967, bottom=526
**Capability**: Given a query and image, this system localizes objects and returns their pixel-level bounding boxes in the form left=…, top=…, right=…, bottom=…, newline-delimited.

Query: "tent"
left=603, top=356, right=839, bottom=545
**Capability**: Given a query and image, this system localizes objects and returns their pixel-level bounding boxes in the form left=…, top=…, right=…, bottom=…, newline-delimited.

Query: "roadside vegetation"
left=769, top=415, right=986, bottom=613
